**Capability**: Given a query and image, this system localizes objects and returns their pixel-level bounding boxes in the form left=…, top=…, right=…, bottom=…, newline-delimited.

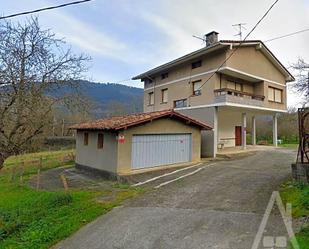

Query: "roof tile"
left=70, top=109, right=212, bottom=131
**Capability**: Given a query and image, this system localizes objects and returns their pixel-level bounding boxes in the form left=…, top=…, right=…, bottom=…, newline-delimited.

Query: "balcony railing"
left=214, top=88, right=265, bottom=107
left=214, top=88, right=265, bottom=100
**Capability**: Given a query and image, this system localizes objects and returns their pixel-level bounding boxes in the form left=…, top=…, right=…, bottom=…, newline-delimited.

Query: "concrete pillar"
left=242, top=113, right=247, bottom=150
left=252, top=116, right=256, bottom=146
left=213, top=106, right=218, bottom=157
left=273, top=113, right=278, bottom=147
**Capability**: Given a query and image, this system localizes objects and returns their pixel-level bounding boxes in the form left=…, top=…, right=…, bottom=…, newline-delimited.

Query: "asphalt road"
left=54, top=148, right=297, bottom=249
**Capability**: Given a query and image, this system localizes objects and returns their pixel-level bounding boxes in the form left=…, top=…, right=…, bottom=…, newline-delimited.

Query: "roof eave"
left=132, top=43, right=226, bottom=80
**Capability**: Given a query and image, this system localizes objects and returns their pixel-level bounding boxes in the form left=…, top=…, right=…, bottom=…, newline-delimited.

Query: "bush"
left=47, top=193, right=73, bottom=208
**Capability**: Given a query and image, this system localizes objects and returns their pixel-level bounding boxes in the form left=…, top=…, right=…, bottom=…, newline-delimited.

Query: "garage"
left=71, top=109, right=212, bottom=177
left=131, top=134, right=192, bottom=169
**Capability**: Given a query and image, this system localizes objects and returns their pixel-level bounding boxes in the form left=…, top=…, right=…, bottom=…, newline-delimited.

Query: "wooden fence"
left=1, top=152, right=75, bottom=189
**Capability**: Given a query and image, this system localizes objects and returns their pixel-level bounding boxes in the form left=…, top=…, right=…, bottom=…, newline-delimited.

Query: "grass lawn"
left=3, top=149, right=75, bottom=169
left=280, top=182, right=309, bottom=249
left=0, top=150, right=143, bottom=249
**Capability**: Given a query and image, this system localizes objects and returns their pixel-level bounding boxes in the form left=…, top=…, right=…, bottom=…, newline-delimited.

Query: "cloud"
left=47, top=11, right=129, bottom=62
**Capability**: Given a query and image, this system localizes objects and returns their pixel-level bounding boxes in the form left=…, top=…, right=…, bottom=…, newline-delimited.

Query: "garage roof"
left=70, top=109, right=212, bottom=131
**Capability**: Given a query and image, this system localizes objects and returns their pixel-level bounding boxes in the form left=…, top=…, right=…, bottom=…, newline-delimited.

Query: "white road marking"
left=154, top=167, right=205, bottom=189
left=132, top=163, right=203, bottom=187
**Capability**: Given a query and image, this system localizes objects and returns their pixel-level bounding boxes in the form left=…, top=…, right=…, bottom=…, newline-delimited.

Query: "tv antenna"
left=233, top=23, right=247, bottom=40
left=192, top=34, right=206, bottom=46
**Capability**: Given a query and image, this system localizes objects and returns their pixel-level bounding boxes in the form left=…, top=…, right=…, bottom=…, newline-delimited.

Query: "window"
left=84, top=132, right=89, bottom=146
left=145, top=78, right=153, bottom=84
left=144, top=78, right=153, bottom=87
left=161, top=89, right=168, bottom=103
left=193, top=80, right=202, bottom=96
left=161, top=72, right=168, bottom=79
left=148, top=92, right=154, bottom=105
left=268, top=87, right=282, bottom=103
left=174, top=99, right=187, bottom=108
left=227, top=80, right=243, bottom=91
left=192, top=60, right=202, bottom=69
left=268, top=87, right=274, bottom=101
left=275, top=89, right=282, bottom=103
left=97, top=133, right=104, bottom=149
left=235, top=83, right=242, bottom=91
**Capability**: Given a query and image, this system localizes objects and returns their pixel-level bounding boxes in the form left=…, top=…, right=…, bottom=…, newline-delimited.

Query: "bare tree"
left=291, top=58, right=309, bottom=105
left=106, top=101, right=128, bottom=117
left=0, top=18, right=90, bottom=168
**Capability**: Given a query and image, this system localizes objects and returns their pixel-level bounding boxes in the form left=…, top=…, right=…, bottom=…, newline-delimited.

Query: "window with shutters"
left=268, top=87, right=275, bottom=101
left=161, top=89, right=168, bottom=103
left=84, top=132, right=88, bottom=146
left=268, top=87, right=282, bottom=103
left=97, top=133, right=104, bottom=149
left=192, top=80, right=202, bottom=96
left=148, top=92, right=154, bottom=105
left=227, top=80, right=243, bottom=92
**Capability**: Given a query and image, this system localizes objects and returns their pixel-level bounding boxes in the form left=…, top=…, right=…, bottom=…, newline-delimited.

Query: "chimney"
left=205, top=31, right=219, bottom=47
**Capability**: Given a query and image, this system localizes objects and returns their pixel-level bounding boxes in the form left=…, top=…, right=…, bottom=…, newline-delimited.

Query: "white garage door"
left=131, top=134, right=192, bottom=169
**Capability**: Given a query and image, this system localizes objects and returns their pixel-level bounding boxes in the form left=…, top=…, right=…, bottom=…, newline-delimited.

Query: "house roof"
left=132, top=40, right=294, bottom=82
left=70, top=109, right=212, bottom=131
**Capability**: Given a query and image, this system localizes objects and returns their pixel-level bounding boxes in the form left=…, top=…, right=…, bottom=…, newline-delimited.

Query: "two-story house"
left=132, top=31, right=294, bottom=157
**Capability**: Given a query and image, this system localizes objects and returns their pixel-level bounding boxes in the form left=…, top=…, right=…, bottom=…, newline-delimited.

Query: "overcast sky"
left=2, top=0, right=309, bottom=107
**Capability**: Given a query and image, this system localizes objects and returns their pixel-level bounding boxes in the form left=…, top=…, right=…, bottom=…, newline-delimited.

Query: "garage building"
left=71, top=109, right=212, bottom=178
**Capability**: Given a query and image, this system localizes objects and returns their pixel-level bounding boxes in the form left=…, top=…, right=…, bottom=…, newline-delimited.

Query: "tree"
left=0, top=18, right=90, bottom=168
left=106, top=101, right=128, bottom=117
left=291, top=58, right=309, bottom=105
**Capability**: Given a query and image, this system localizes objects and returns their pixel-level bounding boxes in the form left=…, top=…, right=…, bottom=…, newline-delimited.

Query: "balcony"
left=214, top=88, right=265, bottom=107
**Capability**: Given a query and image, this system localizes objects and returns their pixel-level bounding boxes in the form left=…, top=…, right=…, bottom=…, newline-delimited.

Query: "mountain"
left=76, top=81, right=144, bottom=117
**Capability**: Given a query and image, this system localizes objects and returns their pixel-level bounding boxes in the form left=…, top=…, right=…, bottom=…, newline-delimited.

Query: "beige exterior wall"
left=178, top=107, right=216, bottom=157
left=144, top=49, right=227, bottom=112
left=217, top=108, right=242, bottom=147
left=226, top=47, right=287, bottom=110
left=226, top=47, right=286, bottom=83
left=116, top=118, right=202, bottom=174
left=143, top=45, right=288, bottom=112
left=76, top=130, right=118, bottom=173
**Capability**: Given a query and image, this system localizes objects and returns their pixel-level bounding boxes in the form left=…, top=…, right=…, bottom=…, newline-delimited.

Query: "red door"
left=235, top=126, right=242, bottom=146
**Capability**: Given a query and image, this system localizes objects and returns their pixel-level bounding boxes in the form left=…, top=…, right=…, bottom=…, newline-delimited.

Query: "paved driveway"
left=54, top=148, right=296, bottom=249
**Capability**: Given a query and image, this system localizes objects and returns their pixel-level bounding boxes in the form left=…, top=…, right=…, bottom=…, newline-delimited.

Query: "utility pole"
left=52, top=117, right=56, bottom=137
left=233, top=23, right=246, bottom=40
left=61, top=119, right=65, bottom=137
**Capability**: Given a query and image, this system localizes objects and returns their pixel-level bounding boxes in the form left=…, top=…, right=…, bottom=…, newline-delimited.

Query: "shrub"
left=47, top=193, right=73, bottom=208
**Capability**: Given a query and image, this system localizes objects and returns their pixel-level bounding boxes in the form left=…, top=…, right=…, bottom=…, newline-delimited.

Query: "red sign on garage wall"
left=118, top=134, right=125, bottom=144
